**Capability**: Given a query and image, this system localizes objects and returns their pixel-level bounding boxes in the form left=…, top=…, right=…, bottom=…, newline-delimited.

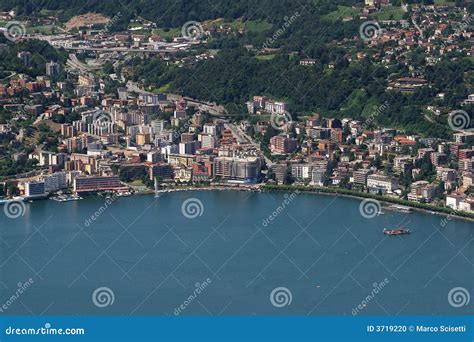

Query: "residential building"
left=24, top=181, right=47, bottom=199
left=73, top=176, right=127, bottom=193
left=353, top=169, right=373, bottom=186
left=408, top=181, right=438, bottom=202
left=270, top=135, right=298, bottom=154
left=214, top=157, right=262, bottom=182
left=45, top=61, right=60, bottom=78
left=367, top=174, right=399, bottom=193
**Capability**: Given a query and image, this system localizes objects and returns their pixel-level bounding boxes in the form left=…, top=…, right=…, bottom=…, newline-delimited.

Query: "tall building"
left=353, top=169, right=373, bottom=186
left=214, top=157, right=262, bottom=182
left=311, top=168, right=326, bottom=186
left=149, top=164, right=173, bottom=180
left=147, top=151, right=162, bottom=163
left=139, top=93, right=167, bottom=104
left=42, top=172, right=68, bottom=192
left=181, top=133, right=195, bottom=144
left=265, top=101, right=289, bottom=114
left=24, top=181, right=47, bottom=199
left=151, top=120, right=166, bottom=134
left=394, top=156, right=413, bottom=174
left=45, top=61, right=60, bottom=78
left=408, top=181, right=437, bottom=203
left=203, top=123, right=218, bottom=136
left=199, top=134, right=217, bottom=149
left=74, top=176, right=127, bottom=193
left=136, top=133, right=152, bottom=146
left=430, top=152, right=447, bottom=166
left=179, top=141, right=200, bottom=155
left=271, top=163, right=288, bottom=184
left=17, top=51, right=31, bottom=67
left=367, top=174, right=399, bottom=193
left=270, top=135, right=298, bottom=154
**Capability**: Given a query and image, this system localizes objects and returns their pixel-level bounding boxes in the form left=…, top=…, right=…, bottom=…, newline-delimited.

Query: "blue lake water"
left=0, top=191, right=472, bottom=315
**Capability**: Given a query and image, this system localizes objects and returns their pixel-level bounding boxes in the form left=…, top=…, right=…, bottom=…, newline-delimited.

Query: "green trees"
left=0, top=40, right=67, bottom=78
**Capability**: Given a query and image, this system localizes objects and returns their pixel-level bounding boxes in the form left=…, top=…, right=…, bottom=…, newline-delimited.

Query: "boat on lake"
left=383, top=228, right=411, bottom=236
left=386, top=204, right=413, bottom=213
left=51, top=194, right=83, bottom=202
left=116, top=191, right=133, bottom=197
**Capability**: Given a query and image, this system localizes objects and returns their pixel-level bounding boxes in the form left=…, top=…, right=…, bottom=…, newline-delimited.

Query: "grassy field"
left=207, top=18, right=272, bottom=32
left=241, top=19, right=272, bottom=32
left=27, top=25, right=55, bottom=34
left=152, top=27, right=182, bottom=38
left=256, top=54, right=276, bottom=60
left=434, top=0, right=456, bottom=5
left=371, top=7, right=405, bottom=21
left=324, top=5, right=360, bottom=21
left=156, top=83, right=171, bottom=92
left=0, top=20, right=55, bottom=34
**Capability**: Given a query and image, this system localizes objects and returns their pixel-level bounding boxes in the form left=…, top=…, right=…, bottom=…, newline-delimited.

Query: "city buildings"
left=270, top=135, right=298, bottom=154
left=367, top=174, right=399, bottom=193
left=45, top=61, right=60, bottom=78
left=73, top=176, right=128, bottom=193
left=24, top=181, right=47, bottom=199
left=214, top=156, right=262, bottom=182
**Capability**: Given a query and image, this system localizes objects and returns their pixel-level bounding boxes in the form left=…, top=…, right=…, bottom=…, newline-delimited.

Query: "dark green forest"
left=0, top=39, right=67, bottom=78
left=129, top=48, right=473, bottom=138
left=1, top=0, right=473, bottom=138
left=3, top=0, right=473, bottom=27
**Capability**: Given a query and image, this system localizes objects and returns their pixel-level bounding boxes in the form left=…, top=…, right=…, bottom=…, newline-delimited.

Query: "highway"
left=66, top=54, right=91, bottom=72
left=63, top=46, right=181, bottom=53
left=225, top=122, right=273, bottom=166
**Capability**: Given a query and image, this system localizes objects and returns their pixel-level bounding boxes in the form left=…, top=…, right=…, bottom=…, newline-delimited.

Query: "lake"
left=0, top=190, right=472, bottom=315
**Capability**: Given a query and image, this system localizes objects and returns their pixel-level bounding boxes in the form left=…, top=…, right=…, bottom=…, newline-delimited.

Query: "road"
left=125, top=84, right=228, bottom=117
left=226, top=123, right=273, bottom=167
left=167, top=93, right=227, bottom=116
left=66, top=54, right=91, bottom=72
left=64, top=46, right=181, bottom=53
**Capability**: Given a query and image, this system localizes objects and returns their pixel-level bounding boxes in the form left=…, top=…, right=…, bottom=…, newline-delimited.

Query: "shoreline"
left=6, top=184, right=474, bottom=223
left=134, top=185, right=474, bottom=223
left=261, top=185, right=474, bottom=223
